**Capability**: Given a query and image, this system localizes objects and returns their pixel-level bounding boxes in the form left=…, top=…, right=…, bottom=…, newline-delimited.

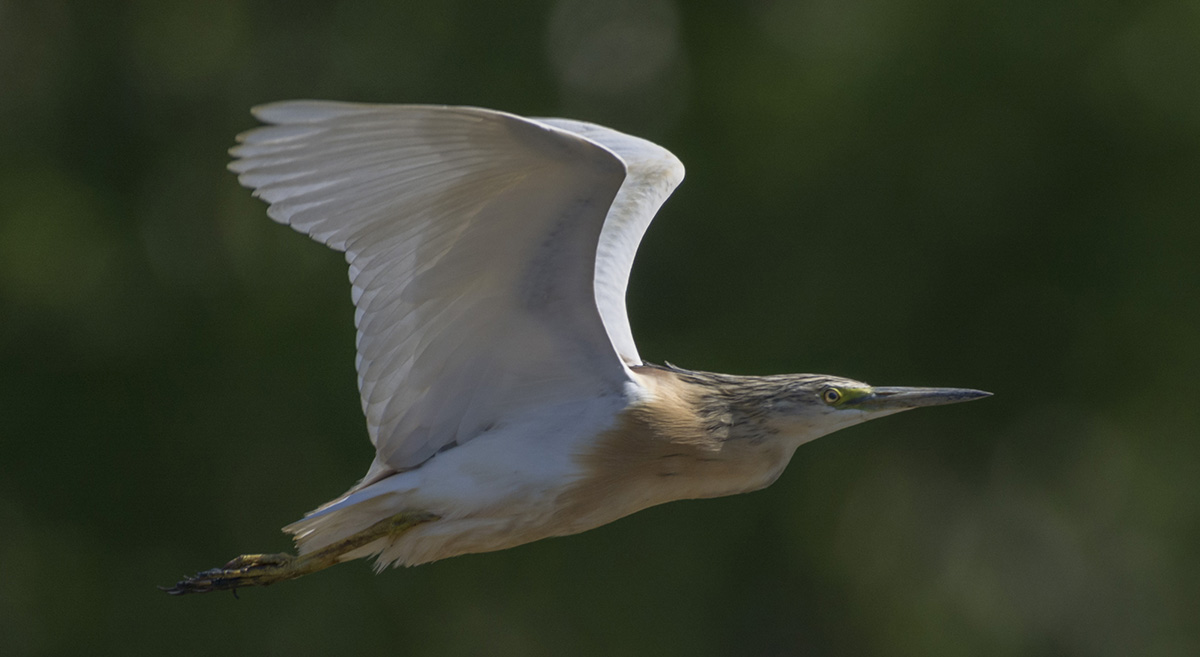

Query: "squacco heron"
left=164, top=102, right=989, bottom=594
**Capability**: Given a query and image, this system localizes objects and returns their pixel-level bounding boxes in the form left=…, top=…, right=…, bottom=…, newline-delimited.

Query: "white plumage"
left=165, top=101, right=985, bottom=592
left=229, top=101, right=685, bottom=566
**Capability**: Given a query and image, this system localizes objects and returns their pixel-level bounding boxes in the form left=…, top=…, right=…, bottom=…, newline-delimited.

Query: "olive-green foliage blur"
left=2, top=0, right=1198, bottom=655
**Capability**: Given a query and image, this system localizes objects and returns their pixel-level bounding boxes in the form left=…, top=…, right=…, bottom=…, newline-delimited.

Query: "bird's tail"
left=283, top=480, right=409, bottom=559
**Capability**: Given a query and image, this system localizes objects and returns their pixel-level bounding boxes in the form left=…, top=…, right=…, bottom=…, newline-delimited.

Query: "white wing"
left=532, top=119, right=685, bottom=365
left=230, top=101, right=681, bottom=473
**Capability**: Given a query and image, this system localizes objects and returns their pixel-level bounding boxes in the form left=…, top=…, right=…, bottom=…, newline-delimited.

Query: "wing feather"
left=532, top=118, right=685, bottom=365
left=231, top=101, right=640, bottom=471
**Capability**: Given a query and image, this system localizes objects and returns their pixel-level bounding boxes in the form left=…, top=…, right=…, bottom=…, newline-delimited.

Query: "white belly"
left=317, top=390, right=634, bottom=567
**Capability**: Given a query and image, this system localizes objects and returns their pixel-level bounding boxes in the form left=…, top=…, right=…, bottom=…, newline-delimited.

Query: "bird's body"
left=165, top=101, right=988, bottom=594
left=288, top=364, right=858, bottom=568
left=293, top=369, right=636, bottom=567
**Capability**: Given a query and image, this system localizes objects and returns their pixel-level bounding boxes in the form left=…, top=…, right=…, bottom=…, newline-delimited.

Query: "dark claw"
left=159, top=569, right=239, bottom=595
left=160, top=553, right=294, bottom=595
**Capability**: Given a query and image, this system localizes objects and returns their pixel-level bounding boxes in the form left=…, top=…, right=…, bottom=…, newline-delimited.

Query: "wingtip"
left=250, top=100, right=380, bottom=125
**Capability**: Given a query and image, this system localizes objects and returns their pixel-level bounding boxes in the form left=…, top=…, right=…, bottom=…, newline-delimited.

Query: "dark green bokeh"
left=2, top=0, right=1197, bottom=655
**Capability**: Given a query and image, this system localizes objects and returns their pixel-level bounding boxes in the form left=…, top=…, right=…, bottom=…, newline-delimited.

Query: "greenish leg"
left=161, top=510, right=438, bottom=595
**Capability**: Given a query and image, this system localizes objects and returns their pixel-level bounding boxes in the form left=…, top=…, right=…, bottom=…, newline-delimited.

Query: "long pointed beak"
left=851, top=386, right=992, bottom=411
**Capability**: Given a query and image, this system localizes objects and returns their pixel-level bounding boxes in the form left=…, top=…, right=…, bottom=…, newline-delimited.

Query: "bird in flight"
left=164, top=101, right=989, bottom=594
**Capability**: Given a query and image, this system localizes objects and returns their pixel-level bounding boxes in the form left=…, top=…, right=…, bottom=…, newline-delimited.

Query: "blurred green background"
left=2, top=0, right=1198, bottom=655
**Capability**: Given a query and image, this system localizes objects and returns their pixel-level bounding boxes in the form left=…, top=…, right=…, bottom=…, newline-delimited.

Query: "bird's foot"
left=160, top=552, right=299, bottom=595
left=161, top=510, right=439, bottom=596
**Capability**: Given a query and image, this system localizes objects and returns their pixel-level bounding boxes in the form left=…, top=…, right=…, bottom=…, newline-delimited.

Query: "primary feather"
left=231, top=102, right=682, bottom=482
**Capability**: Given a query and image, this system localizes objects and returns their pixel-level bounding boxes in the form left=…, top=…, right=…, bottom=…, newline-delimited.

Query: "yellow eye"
left=823, top=388, right=842, bottom=404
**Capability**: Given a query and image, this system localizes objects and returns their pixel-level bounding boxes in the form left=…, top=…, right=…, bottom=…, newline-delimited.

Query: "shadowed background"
left=2, top=0, right=1198, bottom=655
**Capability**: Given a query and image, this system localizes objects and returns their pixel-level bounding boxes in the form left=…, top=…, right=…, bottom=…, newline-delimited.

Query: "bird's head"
left=675, top=368, right=991, bottom=447
left=753, top=374, right=992, bottom=445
